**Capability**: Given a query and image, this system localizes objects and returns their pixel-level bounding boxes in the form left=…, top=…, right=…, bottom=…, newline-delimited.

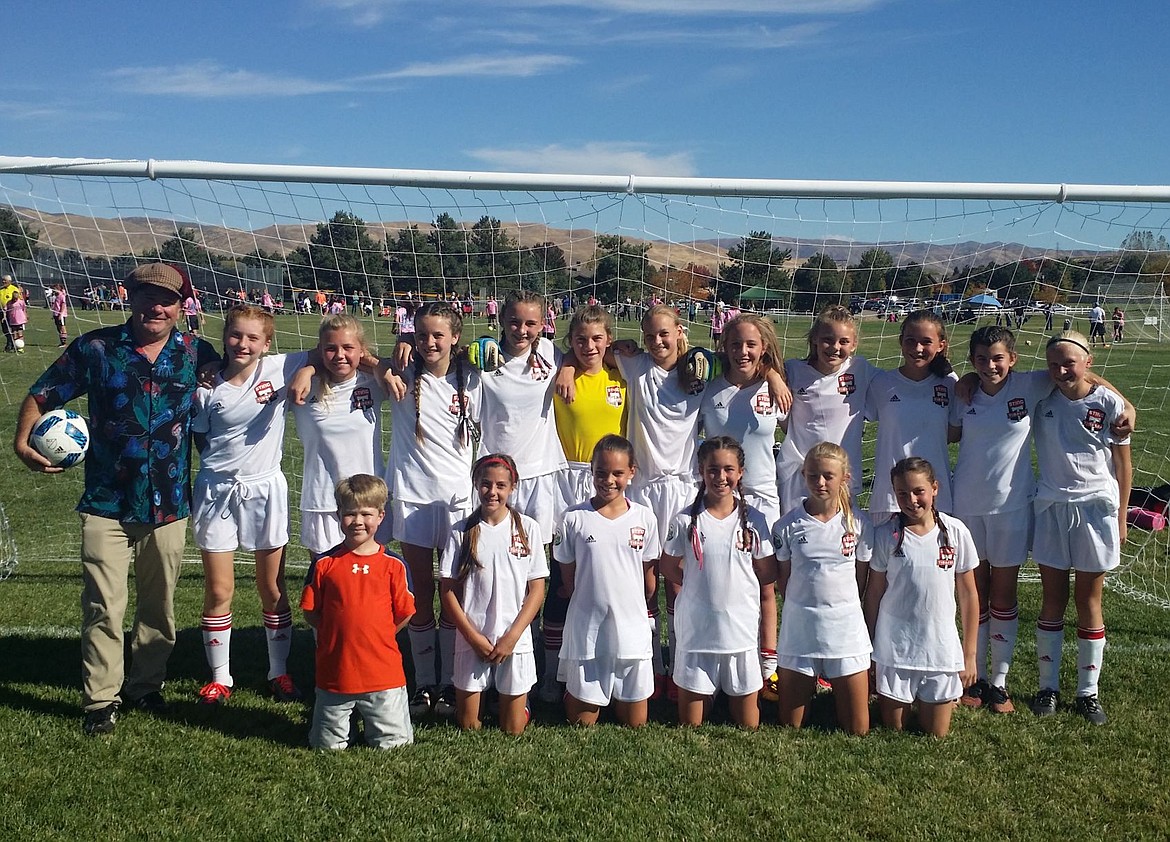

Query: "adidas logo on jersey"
left=714, top=401, right=726, bottom=409
left=797, top=536, right=809, bottom=544
left=966, top=407, right=977, bottom=415
left=585, top=535, right=597, bottom=543
left=1044, top=410, right=1054, bottom=417
left=889, top=394, right=901, bottom=402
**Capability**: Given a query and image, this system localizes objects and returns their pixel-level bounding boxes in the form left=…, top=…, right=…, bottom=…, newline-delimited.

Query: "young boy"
left=301, top=475, right=416, bottom=749
left=1031, top=332, right=1132, bottom=726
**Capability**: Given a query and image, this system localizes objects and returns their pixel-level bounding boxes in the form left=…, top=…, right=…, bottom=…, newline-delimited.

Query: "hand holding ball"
left=29, top=409, right=90, bottom=468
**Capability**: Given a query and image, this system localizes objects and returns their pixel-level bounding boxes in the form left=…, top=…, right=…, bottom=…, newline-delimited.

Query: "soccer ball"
left=30, top=408, right=90, bottom=468
left=466, top=336, right=502, bottom=372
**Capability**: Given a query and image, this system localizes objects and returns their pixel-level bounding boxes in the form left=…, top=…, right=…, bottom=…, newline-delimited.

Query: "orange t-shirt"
left=301, top=545, right=415, bottom=694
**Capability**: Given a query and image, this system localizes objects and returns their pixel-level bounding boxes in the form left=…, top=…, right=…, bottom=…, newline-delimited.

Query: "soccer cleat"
left=83, top=703, right=118, bottom=736
left=409, top=686, right=436, bottom=719
left=815, top=675, right=833, bottom=694
left=197, top=682, right=233, bottom=706
left=761, top=672, right=780, bottom=703
left=126, top=691, right=168, bottom=715
left=1031, top=687, right=1060, bottom=717
left=960, top=678, right=990, bottom=708
left=434, top=684, right=457, bottom=718
left=268, top=674, right=302, bottom=703
left=1074, top=694, right=1108, bottom=726
left=986, top=684, right=1015, bottom=714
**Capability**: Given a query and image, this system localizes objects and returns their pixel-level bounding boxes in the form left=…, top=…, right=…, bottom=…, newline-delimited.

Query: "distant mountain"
left=9, top=206, right=1103, bottom=274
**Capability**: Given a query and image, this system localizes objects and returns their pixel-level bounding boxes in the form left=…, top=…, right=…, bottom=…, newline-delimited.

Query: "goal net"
left=1, top=157, right=1166, bottom=607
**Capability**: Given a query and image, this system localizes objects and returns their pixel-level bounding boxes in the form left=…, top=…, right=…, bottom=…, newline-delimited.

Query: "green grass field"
left=1, top=306, right=1168, bottom=841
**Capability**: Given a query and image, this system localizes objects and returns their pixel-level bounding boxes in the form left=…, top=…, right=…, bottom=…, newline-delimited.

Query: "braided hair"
left=411, top=301, right=473, bottom=446
left=889, top=456, right=950, bottom=556
left=689, top=435, right=752, bottom=569
left=503, top=289, right=549, bottom=377
left=456, top=453, right=530, bottom=581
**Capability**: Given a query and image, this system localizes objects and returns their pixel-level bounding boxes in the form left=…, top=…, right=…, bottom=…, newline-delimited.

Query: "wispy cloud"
left=358, top=53, right=576, bottom=80
left=0, top=101, right=120, bottom=123
left=468, top=142, right=697, bottom=176
left=109, top=61, right=346, bottom=98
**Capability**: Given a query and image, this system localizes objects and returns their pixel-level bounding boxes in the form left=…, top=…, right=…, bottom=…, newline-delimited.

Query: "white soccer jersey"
left=700, top=376, right=785, bottom=505
left=291, top=371, right=387, bottom=513
left=617, top=352, right=704, bottom=483
left=664, top=504, right=774, bottom=654
left=1033, top=385, right=1129, bottom=507
left=774, top=506, right=873, bottom=660
left=870, top=512, right=979, bottom=671
left=388, top=365, right=482, bottom=508
left=950, top=369, right=1052, bottom=515
left=479, top=337, right=567, bottom=479
left=554, top=499, right=661, bottom=661
left=439, top=512, right=549, bottom=655
left=865, top=368, right=958, bottom=514
left=777, top=355, right=879, bottom=509
left=193, top=351, right=309, bottom=476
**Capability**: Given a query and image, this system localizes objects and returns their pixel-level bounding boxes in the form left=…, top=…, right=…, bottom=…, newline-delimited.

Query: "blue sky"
left=4, top=0, right=1168, bottom=184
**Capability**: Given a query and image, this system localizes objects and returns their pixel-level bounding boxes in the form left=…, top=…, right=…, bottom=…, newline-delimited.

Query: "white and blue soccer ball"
left=30, top=408, right=90, bottom=468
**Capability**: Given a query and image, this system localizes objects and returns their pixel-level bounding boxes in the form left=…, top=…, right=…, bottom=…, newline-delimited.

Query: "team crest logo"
left=509, top=533, right=530, bottom=558
left=841, top=532, right=857, bottom=557
left=1007, top=397, right=1027, bottom=422
left=933, top=385, right=950, bottom=407
left=254, top=380, right=275, bottom=404
left=1083, top=407, right=1105, bottom=433
left=352, top=387, right=373, bottom=410
left=753, top=394, right=775, bottom=416
left=629, top=527, right=646, bottom=550
left=606, top=385, right=623, bottom=407
left=837, top=373, right=856, bottom=396
left=448, top=394, right=469, bottom=416
left=937, top=546, right=956, bottom=570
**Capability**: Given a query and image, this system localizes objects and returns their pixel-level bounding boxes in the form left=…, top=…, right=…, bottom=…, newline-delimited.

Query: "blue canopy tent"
left=966, top=292, right=1002, bottom=308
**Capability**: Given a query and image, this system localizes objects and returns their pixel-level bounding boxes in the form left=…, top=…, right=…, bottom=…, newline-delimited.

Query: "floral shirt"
left=29, top=322, right=219, bottom=524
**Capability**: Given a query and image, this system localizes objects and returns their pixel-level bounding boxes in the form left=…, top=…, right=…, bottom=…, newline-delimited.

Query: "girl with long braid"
left=660, top=436, right=777, bottom=729
left=387, top=301, right=482, bottom=720
left=864, top=457, right=979, bottom=738
left=439, top=454, right=547, bottom=735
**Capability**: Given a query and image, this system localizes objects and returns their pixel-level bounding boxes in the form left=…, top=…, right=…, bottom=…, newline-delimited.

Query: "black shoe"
left=408, top=686, right=435, bottom=720
left=1031, top=688, right=1060, bottom=717
left=83, top=703, right=119, bottom=736
left=433, top=684, right=457, bottom=719
left=960, top=678, right=990, bottom=709
left=1074, top=694, right=1107, bottom=726
left=986, top=684, right=1016, bottom=714
left=126, top=691, right=168, bottom=715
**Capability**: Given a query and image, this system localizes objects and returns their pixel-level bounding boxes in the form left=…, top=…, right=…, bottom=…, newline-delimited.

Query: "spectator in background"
left=0, top=274, right=20, bottom=351
left=1088, top=301, right=1107, bottom=347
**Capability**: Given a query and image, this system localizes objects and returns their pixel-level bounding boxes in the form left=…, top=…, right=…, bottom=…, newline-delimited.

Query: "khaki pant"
left=79, top=514, right=187, bottom=711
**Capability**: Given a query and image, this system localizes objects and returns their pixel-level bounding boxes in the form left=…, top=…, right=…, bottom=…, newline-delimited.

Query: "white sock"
left=201, top=613, right=233, bottom=687
left=263, top=610, right=293, bottom=680
left=409, top=622, right=438, bottom=687
left=975, top=611, right=990, bottom=681
left=1076, top=627, right=1106, bottom=697
left=438, top=621, right=456, bottom=686
left=1036, top=620, right=1065, bottom=692
left=988, top=605, right=1019, bottom=689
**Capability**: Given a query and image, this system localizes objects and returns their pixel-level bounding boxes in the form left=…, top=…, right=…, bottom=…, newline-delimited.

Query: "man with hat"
left=12, top=263, right=219, bottom=736
left=0, top=274, right=21, bottom=351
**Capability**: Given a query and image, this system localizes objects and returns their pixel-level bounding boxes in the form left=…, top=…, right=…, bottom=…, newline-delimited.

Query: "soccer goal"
left=1, top=156, right=1166, bottom=606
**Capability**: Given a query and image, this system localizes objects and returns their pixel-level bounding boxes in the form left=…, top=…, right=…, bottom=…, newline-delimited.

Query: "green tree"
left=593, top=234, right=653, bottom=301
left=1119, top=230, right=1170, bottom=252
left=467, top=216, right=520, bottom=288
left=791, top=253, right=844, bottom=312
left=386, top=225, right=443, bottom=297
left=141, top=227, right=218, bottom=269
left=287, top=210, right=387, bottom=297
left=0, top=207, right=38, bottom=261
left=428, top=213, right=469, bottom=296
left=847, top=247, right=895, bottom=297
left=718, top=231, right=791, bottom=306
left=519, top=241, right=569, bottom=292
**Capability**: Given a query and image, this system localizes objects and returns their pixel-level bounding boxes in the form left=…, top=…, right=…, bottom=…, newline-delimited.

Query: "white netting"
left=0, top=159, right=1166, bottom=605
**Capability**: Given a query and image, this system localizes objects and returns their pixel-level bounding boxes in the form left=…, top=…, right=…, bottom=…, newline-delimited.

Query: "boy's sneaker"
left=197, top=682, right=233, bottom=706
left=434, top=684, right=456, bottom=718
left=987, top=684, right=1015, bottom=714
left=1074, top=694, right=1108, bottom=726
left=126, top=691, right=168, bottom=715
left=268, top=674, right=302, bottom=703
left=1031, top=687, right=1060, bottom=717
left=83, top=703, right=119, bottom=736
left=409, top=686, right=435, bottom=719
left=960, top=678, right=990, bottom=708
